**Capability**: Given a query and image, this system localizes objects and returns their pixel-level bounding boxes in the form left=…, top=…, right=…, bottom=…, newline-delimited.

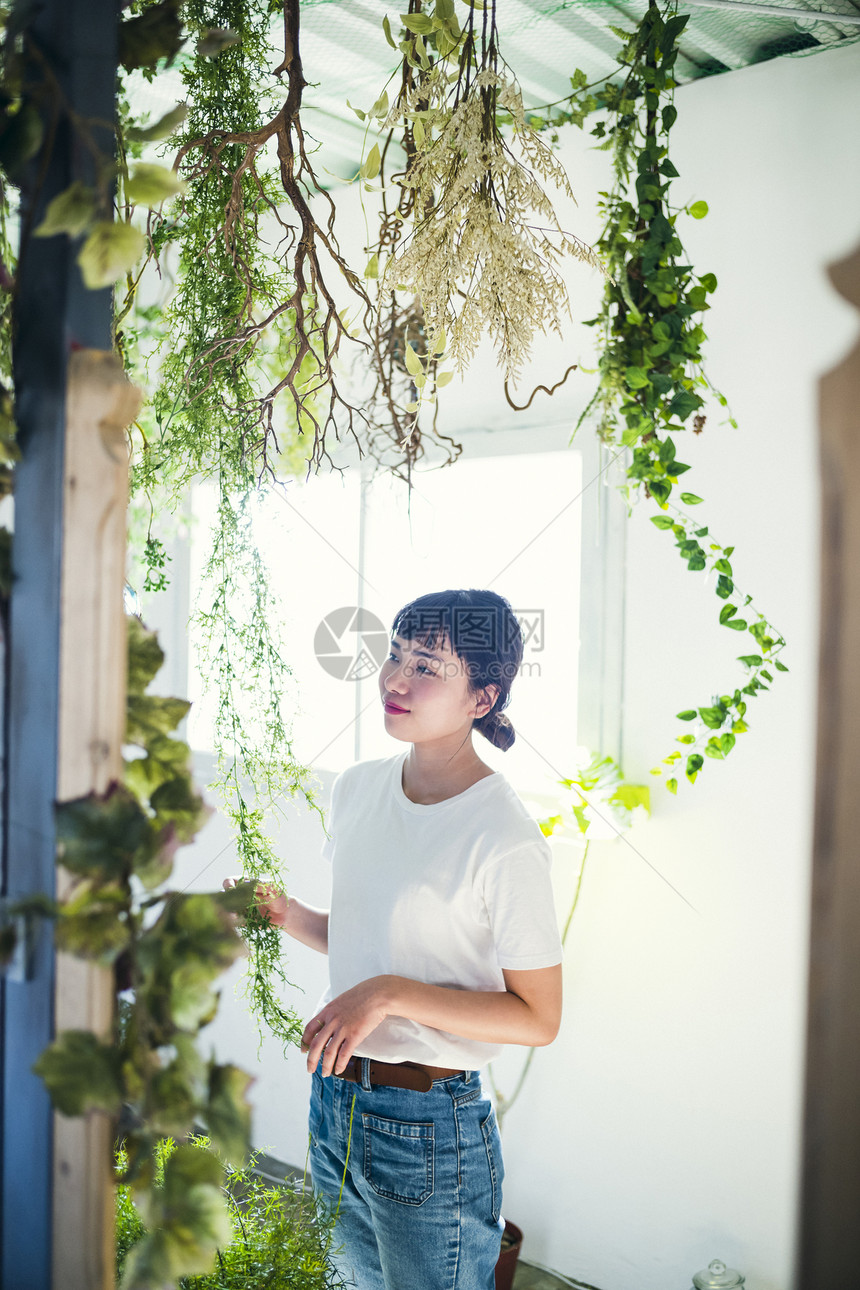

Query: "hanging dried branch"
left=372, top=0, right=602, bottom=383
left=171, top=0, right=371, bottom=475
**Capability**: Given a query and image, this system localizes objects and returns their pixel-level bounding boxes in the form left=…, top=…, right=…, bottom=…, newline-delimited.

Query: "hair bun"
left=478, top=709, right=515, bottom=752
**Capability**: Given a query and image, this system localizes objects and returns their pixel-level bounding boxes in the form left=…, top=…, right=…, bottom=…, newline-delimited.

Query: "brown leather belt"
left=334, top=1056, right=465, bottom=1093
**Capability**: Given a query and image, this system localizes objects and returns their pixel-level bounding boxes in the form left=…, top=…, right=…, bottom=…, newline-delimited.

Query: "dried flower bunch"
left=377, top=0, right=602, bottom=381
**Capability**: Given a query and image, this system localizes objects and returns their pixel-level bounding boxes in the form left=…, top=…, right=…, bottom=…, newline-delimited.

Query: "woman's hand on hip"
left=302, top=977, right=392, bottom=1077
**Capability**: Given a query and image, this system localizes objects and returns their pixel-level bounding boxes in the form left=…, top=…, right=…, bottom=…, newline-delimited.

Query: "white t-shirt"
left=314, top=751, right=563, bottom=1068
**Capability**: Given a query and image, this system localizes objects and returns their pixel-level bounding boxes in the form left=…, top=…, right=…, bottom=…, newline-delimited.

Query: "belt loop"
left=360, top=1057, right=373, bottom=1091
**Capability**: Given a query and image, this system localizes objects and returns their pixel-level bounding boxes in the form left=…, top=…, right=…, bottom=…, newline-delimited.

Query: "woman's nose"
left=384, top=660, right=409, bottom=693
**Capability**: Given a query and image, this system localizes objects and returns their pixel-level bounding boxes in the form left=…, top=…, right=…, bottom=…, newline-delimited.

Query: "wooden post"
left=797, top=239, right=860, bottom=1288
left=51, top=351, right=140, bottom=1290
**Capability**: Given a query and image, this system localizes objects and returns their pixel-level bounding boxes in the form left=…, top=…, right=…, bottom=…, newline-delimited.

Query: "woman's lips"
left=383, top=700, right=409, bottom=714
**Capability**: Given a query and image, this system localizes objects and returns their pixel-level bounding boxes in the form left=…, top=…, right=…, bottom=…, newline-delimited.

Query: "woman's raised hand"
left=222, top=877, right=289, bottom=928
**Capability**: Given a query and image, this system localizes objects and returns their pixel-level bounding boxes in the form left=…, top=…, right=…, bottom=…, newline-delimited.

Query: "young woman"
left=230, top=588, right=563, bottom=1290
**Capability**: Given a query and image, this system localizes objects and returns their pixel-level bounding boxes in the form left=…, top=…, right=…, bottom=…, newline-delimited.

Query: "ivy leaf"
left=725, top=617, right=748, bottom=631
left=650, top=515, right=674, bottom=530
left=774, top=659, right=789, bottom=673
left=77, top=221, right=147, bottom=289
left=680, top=492, right=703, bottom=505
left=125, top=163, right=187, bottom=205
left=127, top=616, right=165, bottom=695
left=538, top=814, right=563, bottom=838
left=382, top=14, right=397, bottom=47
left=360, top=143, right=381, bottom=181
left=698, top=706, right=726, bottom=729
left=125, top=104, right=188, bottom=143
left=117, top=1, right=183, bottom=72
left=364, top=253, right=379, bottom=279
left=33, top=1031, right=123, bottom=1116
left=204, top=1063, right=253, bottom=1165
left=404, top=343, right=424, bottom=377
left=719, top=605, right=737, bottom=625
left=666, top=777, right=678, bottom=795
left=149, top=775, right=210, bottom=844
left=56, top=783, right=152, bottom=880
left=33, top=182, right=96, bottom=239
left=608, top=784, right=650, bottom=814
left=686, top=753, right=704, bottom=782
left=625, top=366, right=651, bottom=389
left=56, top=881, right=131, bottom=963
left=126, top=695, right=191, bottom=745
left=676, top=709, right=697, bottom=721
left=125, top=1146, right=232, bottom=1287
left=401, top=13, right=434, bottom=34
left=689, top=200, right=709, bottom=219
left=436, top=370, right=454, bottom=388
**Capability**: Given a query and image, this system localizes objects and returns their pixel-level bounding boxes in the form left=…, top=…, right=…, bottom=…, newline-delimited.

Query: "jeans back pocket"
left=362, top=1113, right=435, bottom=1206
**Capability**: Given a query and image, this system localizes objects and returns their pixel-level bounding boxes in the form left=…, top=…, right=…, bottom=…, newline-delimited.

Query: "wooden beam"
left=798, top=238, right=860, bottom=1288
left=52, top=351, right=140, bottom=1290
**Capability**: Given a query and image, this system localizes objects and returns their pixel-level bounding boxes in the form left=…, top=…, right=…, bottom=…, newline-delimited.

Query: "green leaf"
left=774, top=659, right=789, bottom=672
left=364, top=253, right=379, bottom=279
left=197, top=27, right=241, bottom=57
left=125, top=163, right=187, bottom=205
left=126, top=1146, right=232, bottom=1286
left=650, top=515, right=674, bottom=530
left=404, top=343, right=424, bottom=377
left=725, top=618, right=748, bottom=631
left=77, top=222, right=147, bottom=289
left=435, top=370, right=454, bottom=388
left=126, top=694, right=191, bottom=745
left=402, top=13, right=434, bottom=34
left=33, top=183, right=96, bottom=239
left=346, top=99, right=366, bottom=122
left=119, top=1, right=184, bottom=72
left=666, top=777, right=678, bottom=795
left=719, top=733, right=736, bottom=755
left=676, top=710, right=697, bottom=721
left=433, top=327, right=447, bottom=356
left=714, top=557, right=733, bottom=576
left=33, top=1031, right=123, bottom=1116
left=689, top=200, right=709, bottom=219
left=680, top=492, right=703, bottom=505
left=698, top=706, right=726, bottom=730
left=204, top=1063, right=253, bottom=1164
left=127, top=616, right=165, bottom=695
left=125, top=104, right=188, bottom=143
left=361, top=143, right=381, bottom=181
left=699, top=272, right=718, bottom=293
left=685, top=753, right=704, bottom=782
left=56, top=783, right=153, bottom=879
left=625, top=366, right=651, bottom=389
left=676, top=733, right=695, bottom=744
left=539, top=814, right=563, bottom=838
left=608, top=784, right=650, bottom=814
left=383, top=14, right=397, bottom=46
left=719, top=605, right=737, bottom=625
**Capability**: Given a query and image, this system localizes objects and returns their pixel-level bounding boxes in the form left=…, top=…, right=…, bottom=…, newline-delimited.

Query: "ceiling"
left=129, top=1, right=860, bottom=180
left=296, top=0, right=860, bottom=177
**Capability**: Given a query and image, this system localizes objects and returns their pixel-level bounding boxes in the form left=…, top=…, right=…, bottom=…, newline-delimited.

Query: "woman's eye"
left=417, top=664, right=435, bottom=676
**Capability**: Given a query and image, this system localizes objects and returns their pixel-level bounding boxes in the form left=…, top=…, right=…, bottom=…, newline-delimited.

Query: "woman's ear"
left=475, top=684, right=500, bottom=718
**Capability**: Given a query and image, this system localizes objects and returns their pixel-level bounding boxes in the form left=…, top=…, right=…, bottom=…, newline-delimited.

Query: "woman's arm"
left=222, top=878, right=329, bottom=954
left=301, top=965, right=563, bottom=1077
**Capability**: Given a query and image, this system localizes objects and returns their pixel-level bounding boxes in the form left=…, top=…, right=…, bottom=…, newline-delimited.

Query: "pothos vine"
left=536, top=0, right=787, bottom=789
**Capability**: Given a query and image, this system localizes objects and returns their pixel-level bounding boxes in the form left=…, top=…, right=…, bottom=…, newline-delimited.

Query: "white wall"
left=169, top=39, right=860, bottom=1290
left=491, top=40, right=860, bottom=1290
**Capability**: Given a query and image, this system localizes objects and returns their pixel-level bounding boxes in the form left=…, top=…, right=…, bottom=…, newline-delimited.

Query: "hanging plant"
left=353, top=0, right=600, bottom=479
left=535, top=0, right=787, bottom=789
left=12, top=618, right=259, bottom=1289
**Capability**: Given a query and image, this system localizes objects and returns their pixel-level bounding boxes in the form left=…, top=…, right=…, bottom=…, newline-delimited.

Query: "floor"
left=514, top=1261, right=571, bottom=1289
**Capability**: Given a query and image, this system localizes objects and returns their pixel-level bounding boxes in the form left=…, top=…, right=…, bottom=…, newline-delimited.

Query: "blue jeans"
left=309, top=1062, right=505, bottom=1290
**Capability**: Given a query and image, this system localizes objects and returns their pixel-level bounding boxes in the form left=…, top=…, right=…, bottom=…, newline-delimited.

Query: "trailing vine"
left=537, top=1, right=787, bottom=789
left=488, top=754, right=649, bottom=1130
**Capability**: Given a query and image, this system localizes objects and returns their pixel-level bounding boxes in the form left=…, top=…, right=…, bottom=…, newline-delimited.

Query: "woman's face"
left=379, top=633, right=496, bottom=746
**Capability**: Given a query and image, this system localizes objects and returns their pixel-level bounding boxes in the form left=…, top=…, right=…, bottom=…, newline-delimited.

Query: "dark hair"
left=390, top=589, right=524, bottom=751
